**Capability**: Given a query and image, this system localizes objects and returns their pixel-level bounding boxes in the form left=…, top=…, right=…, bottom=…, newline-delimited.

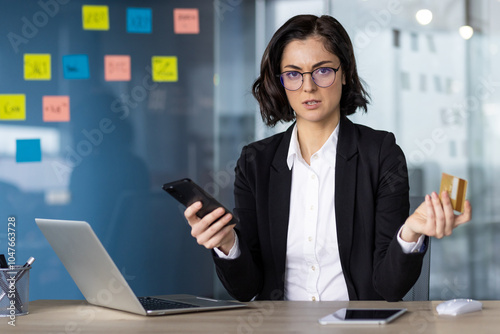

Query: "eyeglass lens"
left=280, top=67, right=337, bottom=91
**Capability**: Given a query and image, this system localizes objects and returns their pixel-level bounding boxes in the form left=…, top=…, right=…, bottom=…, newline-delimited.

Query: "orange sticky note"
left=0, top=94, right=26, bottom=120
left=173, top=8, right=200, bottom=34
left=104, top=55, right=131, bottom=81
left=43, top=96, right=70, bottom=122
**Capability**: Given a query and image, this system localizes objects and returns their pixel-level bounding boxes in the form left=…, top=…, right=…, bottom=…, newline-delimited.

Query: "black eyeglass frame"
left=277, top=65, right=341, bottom=91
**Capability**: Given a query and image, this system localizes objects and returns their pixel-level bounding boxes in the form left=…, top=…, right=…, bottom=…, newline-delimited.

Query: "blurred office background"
left=0, top=0, right=499, bottom=301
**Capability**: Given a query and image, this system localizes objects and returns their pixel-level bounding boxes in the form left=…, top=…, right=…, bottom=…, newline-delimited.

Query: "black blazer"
left=213, top=117, right=427, bottom=302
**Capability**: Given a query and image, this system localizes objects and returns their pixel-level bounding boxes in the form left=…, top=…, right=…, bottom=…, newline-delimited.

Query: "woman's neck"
left=296, top=117, right=340, bottom=165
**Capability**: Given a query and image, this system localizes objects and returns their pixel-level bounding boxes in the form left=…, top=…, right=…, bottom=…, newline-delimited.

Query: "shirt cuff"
left=213, top=230, right=241, bottom=259
left=397, top=225, right=425, bottom=254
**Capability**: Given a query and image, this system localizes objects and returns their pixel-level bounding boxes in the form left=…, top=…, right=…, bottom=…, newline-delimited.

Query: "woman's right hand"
left=184, top=201, right=236, bottom=255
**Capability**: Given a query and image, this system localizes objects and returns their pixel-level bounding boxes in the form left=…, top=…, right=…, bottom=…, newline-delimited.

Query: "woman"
left=184, top=14, right=471, bottom=302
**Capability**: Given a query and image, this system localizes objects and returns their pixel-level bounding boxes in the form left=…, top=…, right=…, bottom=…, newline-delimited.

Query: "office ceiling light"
left=416, top=9, right=433, bottom=25
left=459, top=25, right=474, bottom=39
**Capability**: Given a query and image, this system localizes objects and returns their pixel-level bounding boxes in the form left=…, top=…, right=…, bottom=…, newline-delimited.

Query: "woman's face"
left=280, top=36, right=345, bottom=127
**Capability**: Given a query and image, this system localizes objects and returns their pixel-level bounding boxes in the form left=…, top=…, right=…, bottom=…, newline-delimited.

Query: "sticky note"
left=173, top=8, right=200, bottom=34
left=43, top=96, right=70, bottom=122
left=104, top=55, right=131, bottom=81
left=439, top=173, right=468, bottom=213
left=0, top=94, right=26, bottom=121
left=82, top=5, right=109, bottom=30
left=152, top=56, right=178, bottom=82
left=63, top=54, right=90, bottom=79
left=127, top=8, right=152, bottom=33
left=24, top=54, right=51, bottom=80
left=16, top=139, right=41, bottom=163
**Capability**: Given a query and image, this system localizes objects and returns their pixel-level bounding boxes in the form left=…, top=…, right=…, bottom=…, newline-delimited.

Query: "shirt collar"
left=286, top=123, right=339, bottom=170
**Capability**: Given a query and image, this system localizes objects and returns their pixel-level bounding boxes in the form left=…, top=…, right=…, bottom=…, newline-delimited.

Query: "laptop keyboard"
left=138, top=297, right=200, bottom=310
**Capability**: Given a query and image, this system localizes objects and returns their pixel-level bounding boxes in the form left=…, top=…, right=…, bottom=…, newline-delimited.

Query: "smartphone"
left=318, top=308, right=407, bottom=325
left=162, top=178, right=238, bottom=225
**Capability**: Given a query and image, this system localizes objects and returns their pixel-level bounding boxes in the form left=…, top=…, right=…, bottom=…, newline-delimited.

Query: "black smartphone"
left=162, top=178, right=239, bottom=225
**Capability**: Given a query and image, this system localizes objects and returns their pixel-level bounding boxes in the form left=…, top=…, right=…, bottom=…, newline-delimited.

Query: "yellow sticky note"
left=439, top=173, right=468, bottom=213
left=82, top=5, right=109, bottom=30
left=0, top=94, right=26, bottom=121
left=152, top=56, right=178, bottom=82
left=24, top=54, right=51, bottom=80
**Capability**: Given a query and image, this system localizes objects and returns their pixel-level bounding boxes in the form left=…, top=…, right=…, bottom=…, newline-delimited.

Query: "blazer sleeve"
left=212, top=145, right=264, bottom=301
left=371, top=132, right=428, bottom=301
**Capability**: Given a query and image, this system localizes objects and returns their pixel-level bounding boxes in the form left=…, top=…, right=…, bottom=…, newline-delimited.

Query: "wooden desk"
left=1, top=299, right=498, bottom=333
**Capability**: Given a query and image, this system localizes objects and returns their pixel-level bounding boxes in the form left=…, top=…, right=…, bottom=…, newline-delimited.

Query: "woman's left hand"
left=401, top=191, right=472, bottom=242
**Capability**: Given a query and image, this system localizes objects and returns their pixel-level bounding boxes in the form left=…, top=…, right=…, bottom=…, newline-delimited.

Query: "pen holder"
left=0, top=265, right=31, bottom=317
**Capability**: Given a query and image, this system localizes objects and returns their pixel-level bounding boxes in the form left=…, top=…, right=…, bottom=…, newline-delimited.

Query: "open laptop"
left=35, top=218, right=246, bottom=316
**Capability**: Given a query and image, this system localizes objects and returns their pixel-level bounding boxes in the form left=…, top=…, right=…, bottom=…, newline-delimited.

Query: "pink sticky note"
left=104, top=55, right=131, bottom=81
left=43, top=96, right=70, bottom=122
left=174, top=8, right=200, bottom=34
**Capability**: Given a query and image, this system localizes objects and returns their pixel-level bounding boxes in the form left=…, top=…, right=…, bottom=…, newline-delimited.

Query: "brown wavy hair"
left=252, top=14, right=370, bottom=127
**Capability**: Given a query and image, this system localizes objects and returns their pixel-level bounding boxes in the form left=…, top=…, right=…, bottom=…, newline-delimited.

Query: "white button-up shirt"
left=284, top=124, right=349, bottom=301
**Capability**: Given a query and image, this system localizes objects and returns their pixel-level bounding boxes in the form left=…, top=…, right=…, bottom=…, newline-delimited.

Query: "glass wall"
left=0, top=0, right=217, bottom=300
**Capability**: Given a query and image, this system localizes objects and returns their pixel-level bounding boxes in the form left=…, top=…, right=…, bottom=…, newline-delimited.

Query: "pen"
left=0, top=257, right=35, bottom=309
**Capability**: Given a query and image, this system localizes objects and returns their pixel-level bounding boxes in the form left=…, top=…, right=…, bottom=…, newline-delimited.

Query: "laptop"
left=35, top=218, right=246, bottom=316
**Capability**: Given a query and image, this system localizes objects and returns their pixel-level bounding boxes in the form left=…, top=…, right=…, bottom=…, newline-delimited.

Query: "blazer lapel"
left=269, top=124, right=293, bottom=292
left=335, top=117, right=359, bottom=299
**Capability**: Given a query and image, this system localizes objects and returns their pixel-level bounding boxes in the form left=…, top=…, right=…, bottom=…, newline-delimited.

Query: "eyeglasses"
left=277, top=65, right=341, bottom=91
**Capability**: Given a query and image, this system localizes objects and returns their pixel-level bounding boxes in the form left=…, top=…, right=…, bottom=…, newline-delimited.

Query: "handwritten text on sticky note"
left=0, top=95, right=26, bottom=121
left=24, top=54, right=51, bottom=80
left=82, top=5, right=110, bottom=30
left=152, top=56, right=178, bottom=82
left=105, top=55, right=131, bottom=81
left=127, top=7, right=152, bottom=33
left=43, top=96, right=70, bottom=122
left=173, top=8, right=200, bottom=34
left=63, top=54, right=90, bottom=79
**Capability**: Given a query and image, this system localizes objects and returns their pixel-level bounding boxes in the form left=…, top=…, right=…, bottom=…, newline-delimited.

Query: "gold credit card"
left=439, top=173, right=468, bottom=213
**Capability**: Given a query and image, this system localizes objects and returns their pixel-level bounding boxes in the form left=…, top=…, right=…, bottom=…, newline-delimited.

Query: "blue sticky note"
left=62, top=54, right=90, bottom=79
left=16, top=139, right=42, bottom=163
left=127, top=8, right=152, bottom=34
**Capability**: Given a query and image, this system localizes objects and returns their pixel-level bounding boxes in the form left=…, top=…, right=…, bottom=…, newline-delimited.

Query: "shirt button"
left=310, top=205, right=315, bottom=211
left=308, top=236, right=313, bottom=242
left=312, top=296, right=316, bottom=301
left=311, top=266, right=316, bottom=271
left=310, top=174, right=316, bottom=180
left=312, top=155, right=318, bottom=160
